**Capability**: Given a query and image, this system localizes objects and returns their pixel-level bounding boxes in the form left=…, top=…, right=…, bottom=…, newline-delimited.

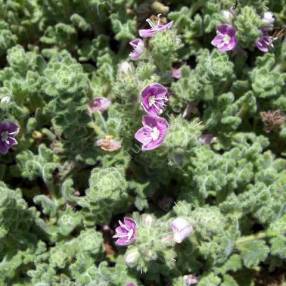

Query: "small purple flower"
left=135, top=115, right=169, bottom=151
left=171, top=217, right=193, bottom=243
left=129, top=39, right=144, bottom=61
left=88, top=97, right=111, bottom=113
left=0, top=122, right=19, bottom=155
left=139, top=16, right=173, bottom=38
left=211, top=24, right=238, bottom=52
left=256, top=31, right=273, bottom=53
left=140, top=83, right=169, bottom=115
left=171, top=67, right=182, bottom=79
left=113, top=217, right=137, bottom=246
left=199, top=133, right=215, bottom=145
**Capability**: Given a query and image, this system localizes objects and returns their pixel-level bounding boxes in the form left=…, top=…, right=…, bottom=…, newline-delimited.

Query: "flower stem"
left=235, top=231, right=268, bottom=246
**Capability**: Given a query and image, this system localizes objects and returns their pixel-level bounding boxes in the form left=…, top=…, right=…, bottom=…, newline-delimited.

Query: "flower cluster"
left=212, top=10, right=275, bottom=53
left=128, top=16, right=173, bottom=151
left=255, top=12, right=275, bottom=53
left=129, top=15, right=173, bottom=61
left=134, top=83, right=170, bottom=151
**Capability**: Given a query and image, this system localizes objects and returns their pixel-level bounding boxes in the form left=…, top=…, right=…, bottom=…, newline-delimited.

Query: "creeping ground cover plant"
left=0, top=0, right=286, bottom=285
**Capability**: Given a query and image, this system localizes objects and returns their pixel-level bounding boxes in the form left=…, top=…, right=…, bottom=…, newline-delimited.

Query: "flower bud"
left=171, top=67, right=182, bottom=79
left=141, top=214, right=154, bottom=227
left=118, top=61, right=134, bottom=75
left=262, top=12, right=275, bottom=29
left=125, top=248, right=140, bottom=267
left=88, top=97, right=111, bottom=113
left=183, top=274, right=198, bottom=285
left=171, top=217, right=193, bottom=243
left=199, top=133, right=215, bottom=145
left=221, top=10, right=234, bottom=23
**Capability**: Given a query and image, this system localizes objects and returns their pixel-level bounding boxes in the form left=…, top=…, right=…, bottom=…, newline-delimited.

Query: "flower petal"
left=134, top=127, right=153, bottom=145
left=139, top=28, right=156, bottom=38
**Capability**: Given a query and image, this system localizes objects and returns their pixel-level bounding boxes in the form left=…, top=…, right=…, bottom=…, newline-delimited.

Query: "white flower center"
left=223, top=35, right=231, bottom=44
left=148, top=95, right=156, bottom=106
left=1, top=131, right=9, bottom=143
left=151, top=127, right=160, bottom=141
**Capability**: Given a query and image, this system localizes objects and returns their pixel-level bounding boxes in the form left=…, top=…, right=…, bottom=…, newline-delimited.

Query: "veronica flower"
left=140, top=83, right=169, bottom=115
left=135, top=115, right=169, bottom=151
left=129, top=39, right=144, bottom=61
left=113, top=217, right=137, bottom=246
left=0, top=122, right=19, bottom=155
left=88, top=97, right=111, bottom=113
left=211, top=24, right=238, bottom=52
left=139, top=15, right=173, bottom=38
left=96, top=135, right=121, bottom=152
left=124, top=248, right=140, bottom=267
left=171, top=217, right=193, bottom=243
left=256, top=31, right=273, bottom=53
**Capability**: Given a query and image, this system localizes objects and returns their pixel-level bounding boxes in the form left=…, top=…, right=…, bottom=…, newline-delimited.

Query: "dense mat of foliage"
left=0, top=0, right=286, bottom=285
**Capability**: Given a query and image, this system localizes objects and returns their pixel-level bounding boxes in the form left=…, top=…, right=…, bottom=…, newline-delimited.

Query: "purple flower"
left=199, top=133, right=215, bottom=145
left=129, top=39, right=144, bottom=61
left=211, top=24, right=238, bottom=52
left=140, top=83, right=169, bottom=115
left=171, top=67, right=182, bottom=79
left=0, top=122, right=19, bottom=155
left=88, top=97, right=111, bottom=113
left=135, top=115, right=169, bottom=151
left=113, top=217, right=137, bottom=246
left=256, top=31, right=273, bottom=53
left=171, top=217, right=193, bottom=243
left=139, top=16, right=173, bottom=38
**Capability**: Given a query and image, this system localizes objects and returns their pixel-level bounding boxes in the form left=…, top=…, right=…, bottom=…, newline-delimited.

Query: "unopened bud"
left=141, top=214, right=154, bottom=227
left=125, top=248, right=140, bottom=267
left=118, top=61, right=134, bottom=76
left=222, top=10, right=234, bottom=23
left=171, top=217, right=193, bottom=243
left=262, top=12, right=275, bottom=30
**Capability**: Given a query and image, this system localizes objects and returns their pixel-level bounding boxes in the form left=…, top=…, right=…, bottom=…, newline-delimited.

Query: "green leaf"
left=270, top=236, right=286, bottom=259
left=238, top=240, right=269, bottom=268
